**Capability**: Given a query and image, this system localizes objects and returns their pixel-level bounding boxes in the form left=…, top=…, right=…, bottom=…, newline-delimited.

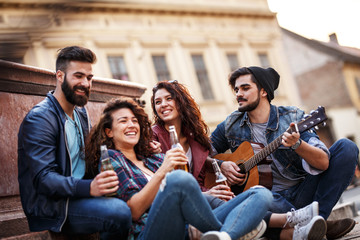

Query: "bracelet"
left=291, top=139, right=302, bottom=150
left=216, top=159, right=224, bottom=167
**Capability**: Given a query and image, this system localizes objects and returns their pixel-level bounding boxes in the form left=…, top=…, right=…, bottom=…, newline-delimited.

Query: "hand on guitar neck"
left=281, top=122, right=301, bottom=149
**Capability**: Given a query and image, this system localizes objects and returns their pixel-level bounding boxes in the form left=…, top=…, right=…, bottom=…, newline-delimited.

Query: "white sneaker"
left=292, top=215, right=327, bottom=240
left=285, top=201, right=319, bottom=228
left=201, top=231, right=231, bottom=240
left=238, top=220, right=267, bottom=240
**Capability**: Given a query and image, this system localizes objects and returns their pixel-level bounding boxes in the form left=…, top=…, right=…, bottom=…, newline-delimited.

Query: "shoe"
left=238, top=220, right=267, bottom=240
left=200, top=231, right=231, bottom=240
left=285, top=201, right=319, bottom=228
left=326, top=218, right=356, bottom=239
left=292, top=215, right=327, bottom=240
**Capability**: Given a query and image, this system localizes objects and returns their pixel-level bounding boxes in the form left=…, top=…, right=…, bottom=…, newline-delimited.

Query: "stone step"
left=328, top=201, right=358, bottom=220
left=1, top=231, right=100, bottom=240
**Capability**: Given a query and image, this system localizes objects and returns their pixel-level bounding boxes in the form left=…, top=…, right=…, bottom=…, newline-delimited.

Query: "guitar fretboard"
left=243, top=135, right=282, bottom=171
left=238, top=126, right=294, bottom=172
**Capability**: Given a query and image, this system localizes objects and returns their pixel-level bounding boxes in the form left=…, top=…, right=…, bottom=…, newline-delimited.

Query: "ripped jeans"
left=138, top=170, right=273, bottom=240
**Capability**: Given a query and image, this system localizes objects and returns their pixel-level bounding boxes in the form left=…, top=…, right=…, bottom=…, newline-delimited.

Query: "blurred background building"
left=0, top=0, right=300, bottom=130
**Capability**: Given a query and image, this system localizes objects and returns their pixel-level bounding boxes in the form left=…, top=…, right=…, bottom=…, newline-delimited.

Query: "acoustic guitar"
left=205, top=106, right=328, bottom=195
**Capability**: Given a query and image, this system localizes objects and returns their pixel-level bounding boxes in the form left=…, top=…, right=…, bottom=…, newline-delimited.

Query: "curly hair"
left=84, top=97, right=152, bottom=178
left=151, top=80, right=211, bottom=152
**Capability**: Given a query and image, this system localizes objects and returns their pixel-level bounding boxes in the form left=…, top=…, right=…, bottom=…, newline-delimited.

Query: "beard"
left=61, top=75, right=90, bottom=107
left=237, top=91, right=260, bottom=112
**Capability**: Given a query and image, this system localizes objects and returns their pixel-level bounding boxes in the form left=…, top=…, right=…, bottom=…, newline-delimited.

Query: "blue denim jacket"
left=211, top=105, right=320, bottom=179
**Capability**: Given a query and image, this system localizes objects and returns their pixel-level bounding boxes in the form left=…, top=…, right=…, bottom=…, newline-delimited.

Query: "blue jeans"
left=269, top=138, right=359, bottom=219
left=139, top=170, right=273, bottom=240
left=62, top=197, right=132, bottom=240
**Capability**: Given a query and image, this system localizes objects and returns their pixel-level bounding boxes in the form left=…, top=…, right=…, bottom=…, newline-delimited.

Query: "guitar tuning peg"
left=309, top=129, right=314, bottom=133
left=310, top=110, right=315, bottom=114
left=304, top=114, right=310, bottom=118
left=322, top=122, right=327, bottom=127
left=314, top=126, right=319, bottom=130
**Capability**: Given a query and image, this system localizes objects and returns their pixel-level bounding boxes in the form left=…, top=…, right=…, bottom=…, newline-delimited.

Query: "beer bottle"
left=100, top=145, right=113, bottom=171
left=169, top=125, right=189, bottom=172
left=100, top=145, right=116, bottom=196
left=208, top=156, right=229, bottom=188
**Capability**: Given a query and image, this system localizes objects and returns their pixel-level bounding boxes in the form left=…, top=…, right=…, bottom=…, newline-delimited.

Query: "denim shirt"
left=211, top=104, right=321, bottom=180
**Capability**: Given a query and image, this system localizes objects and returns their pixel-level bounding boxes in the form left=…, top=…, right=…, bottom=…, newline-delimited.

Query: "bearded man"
left=18, top=46, right=131, bottom=239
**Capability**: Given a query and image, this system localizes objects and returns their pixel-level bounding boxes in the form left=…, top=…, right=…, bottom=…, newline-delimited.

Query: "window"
left=107, top=56, right=129, bottom=81
left=152, top=55, right=171, bottom=81
left=355, top=77, right=360, bottom=97
left=226, top=53, right=239, bottom=72
left=191, top=54, right=214, bottom=100
left=258, top=53, right=270, bottom=68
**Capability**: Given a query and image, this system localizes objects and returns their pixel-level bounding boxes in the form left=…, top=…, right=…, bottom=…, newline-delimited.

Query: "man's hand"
left=90, top=170, right=119, bottom=197
left=206, top=184, right=235, bottom=201
left=149, top=140, right=162, bottom=154
left=282, top=122, right=300, bottom=148
left=220, top=161, right=246, bottom=185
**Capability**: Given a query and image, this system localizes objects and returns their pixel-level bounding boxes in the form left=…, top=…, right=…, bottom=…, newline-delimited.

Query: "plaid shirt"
left=107, top=149, right=164, bottom=239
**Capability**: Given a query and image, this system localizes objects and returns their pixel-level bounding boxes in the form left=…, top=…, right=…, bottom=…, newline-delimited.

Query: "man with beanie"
left=210, top=66, right=359, bottom=239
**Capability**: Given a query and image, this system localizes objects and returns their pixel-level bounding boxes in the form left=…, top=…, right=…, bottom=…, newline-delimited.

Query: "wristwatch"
left=291, top=139, right=302, bottom=150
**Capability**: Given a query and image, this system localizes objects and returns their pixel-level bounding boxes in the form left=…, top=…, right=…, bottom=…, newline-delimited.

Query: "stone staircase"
left=0, top=196, right=99, bottom=240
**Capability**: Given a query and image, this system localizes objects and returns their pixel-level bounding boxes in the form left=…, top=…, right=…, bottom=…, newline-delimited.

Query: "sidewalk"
left=337, top=214, right=360, bottom=240
left=326, top=185, right=360, bottom=239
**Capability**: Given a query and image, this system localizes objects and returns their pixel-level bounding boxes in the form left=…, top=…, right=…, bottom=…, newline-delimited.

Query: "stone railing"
left=0, top=59, right=147, bottom=238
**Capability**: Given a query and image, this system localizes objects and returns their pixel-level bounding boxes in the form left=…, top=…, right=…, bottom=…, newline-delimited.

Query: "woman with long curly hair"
left=151, top=80, right=234, bottom=203
left=85, top=98, right=152, bottom=178
left=84, top=97, right=273, bottom=240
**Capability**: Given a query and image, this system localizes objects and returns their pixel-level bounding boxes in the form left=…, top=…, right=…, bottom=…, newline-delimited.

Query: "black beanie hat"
left=247, top=66, right=280, bottom=102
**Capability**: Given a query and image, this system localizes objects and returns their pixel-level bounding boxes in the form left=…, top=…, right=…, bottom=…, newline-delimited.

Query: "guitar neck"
left=240, top=134, right=283, bottom=172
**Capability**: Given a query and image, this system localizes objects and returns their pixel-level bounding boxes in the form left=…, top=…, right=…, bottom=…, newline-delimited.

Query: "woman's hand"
left=206, top=184, right=235, bottom=201
left=149, top=140, right=162, bottom=153
left=158, top=148, right=188, bottom=175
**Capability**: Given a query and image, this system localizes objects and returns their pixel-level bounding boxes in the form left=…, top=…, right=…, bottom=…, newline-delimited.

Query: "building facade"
left=281, top=28, right=360, bottom=147
left=0, top=0, right=299, bottom=130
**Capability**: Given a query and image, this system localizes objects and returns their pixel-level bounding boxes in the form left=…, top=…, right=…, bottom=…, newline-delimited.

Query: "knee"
left=104, top=198, right=132, bottom=227
left=165, top=170, right=198, bottom=192
left=248, top=186, right=273, bottom=208
left=335, top=138, right=359, bottom=155
left=331, top=138, right=359, bottom=168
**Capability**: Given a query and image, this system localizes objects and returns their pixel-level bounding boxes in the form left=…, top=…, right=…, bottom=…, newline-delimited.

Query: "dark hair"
left=151, top=80, right=211, bottom=152
left=85, top=98, right=152, bottom=178
left=56, top=46, right=97, bottom=72
left=228, top=67, right=261, bottom=90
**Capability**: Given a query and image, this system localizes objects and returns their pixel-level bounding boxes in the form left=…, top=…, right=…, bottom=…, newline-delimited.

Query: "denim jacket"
left=211, top=105, right=320, bottom=179
left=18, top=92, right=92, bottom=232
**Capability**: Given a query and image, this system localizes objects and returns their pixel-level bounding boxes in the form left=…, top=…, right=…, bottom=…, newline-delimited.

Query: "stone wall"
left=0, top=59, right=146, bottom=238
